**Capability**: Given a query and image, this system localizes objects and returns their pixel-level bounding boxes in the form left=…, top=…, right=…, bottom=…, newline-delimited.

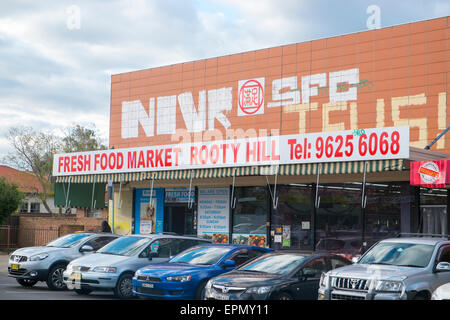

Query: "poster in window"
left=197, top=188, right=230, bottom=243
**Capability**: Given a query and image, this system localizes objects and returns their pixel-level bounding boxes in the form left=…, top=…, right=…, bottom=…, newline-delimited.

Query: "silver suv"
left=318, top=236, right=450, bottom=300
left=8, top=232, right=119, bottom=290
left=63, top=234, right=211, bottom=298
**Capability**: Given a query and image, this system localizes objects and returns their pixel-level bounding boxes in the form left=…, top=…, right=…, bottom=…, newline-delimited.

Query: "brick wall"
left=16, top=208, right=109, bottom=247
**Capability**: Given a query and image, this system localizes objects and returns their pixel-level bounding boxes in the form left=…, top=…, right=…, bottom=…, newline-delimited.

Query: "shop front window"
left=420, top=188, right=447, bottom=235
left=364, top=183, right=403, bottom=247
left=232, top=186, right=268, bottom=247
left=315, top=184, right=362, bottom=255
left=271, top=185, right=313, bottom=250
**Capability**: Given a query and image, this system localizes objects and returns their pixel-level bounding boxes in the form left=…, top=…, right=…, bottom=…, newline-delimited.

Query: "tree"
left=62, top=124, right=107, bottom=153
left=0, top=178, right=23, bottom=224
left=3, top=124, right=107, bottom=214
left=4, top=126, right=60, bottom=214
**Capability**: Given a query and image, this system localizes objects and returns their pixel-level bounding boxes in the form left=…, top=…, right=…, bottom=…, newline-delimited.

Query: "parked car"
left=8, top=232, right=119, bottom=290
left=204, top=251, right=350, bottom=300
left=132, top=244, right=272, bottom=300
left=63, top=234, right=210, bottom=298
left=318, top=236, right=450, bottom=300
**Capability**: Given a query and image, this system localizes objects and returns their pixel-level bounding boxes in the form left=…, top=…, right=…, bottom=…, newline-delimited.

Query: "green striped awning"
left=54, top=159, right=404, bottom=184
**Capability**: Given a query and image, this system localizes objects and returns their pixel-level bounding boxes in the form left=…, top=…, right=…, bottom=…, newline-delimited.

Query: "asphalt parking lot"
left=0, top=254, right=118, bottom=300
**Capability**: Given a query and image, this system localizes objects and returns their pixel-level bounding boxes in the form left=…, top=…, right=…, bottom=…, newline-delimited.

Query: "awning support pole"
left=315, top=164, right=322, bottom=209
left=188, top=170, right=194, bottom=209
left=65, top=177, right=72, bottom=213
left=118, top=175, right=123, bottom=209
left=90, top=178, right=96, bottom=210
left=361, top=161, right=368, bottom=209
left=231, top=168, right=237, bottom=209
left=265, top=166, right=279, bottom=209
left=149, top=173, right=155, bottom=209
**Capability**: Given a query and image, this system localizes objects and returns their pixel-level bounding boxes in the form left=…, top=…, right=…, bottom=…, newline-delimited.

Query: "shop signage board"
left=197, top=188, right=230, bottom=243
left=410, top=159, right=450, bottom=188
left=134, top=188, right=164, bottom=234
left=53, top=126, right=409, bottom=176
left=164, top=188, right=195, bottom=203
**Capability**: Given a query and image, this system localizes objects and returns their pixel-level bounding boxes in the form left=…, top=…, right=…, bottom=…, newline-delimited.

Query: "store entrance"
left=163, top=204, right=194, bottom=235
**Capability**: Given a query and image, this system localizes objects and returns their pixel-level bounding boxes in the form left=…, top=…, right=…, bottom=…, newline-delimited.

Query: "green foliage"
left=0, top=177, right=22, bottom=224
left=62, top=124, right=107, bottom=153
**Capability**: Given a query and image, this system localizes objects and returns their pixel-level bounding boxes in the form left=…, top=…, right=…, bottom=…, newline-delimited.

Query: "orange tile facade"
left=110, top=17, right=449, bottom=154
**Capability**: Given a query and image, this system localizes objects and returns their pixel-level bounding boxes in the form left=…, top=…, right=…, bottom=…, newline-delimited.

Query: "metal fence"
left=0, top=226, right=61, bottom=253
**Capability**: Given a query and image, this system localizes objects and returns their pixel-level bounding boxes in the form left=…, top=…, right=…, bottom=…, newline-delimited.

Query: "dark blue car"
left=132, top=244, right=272, bottom=300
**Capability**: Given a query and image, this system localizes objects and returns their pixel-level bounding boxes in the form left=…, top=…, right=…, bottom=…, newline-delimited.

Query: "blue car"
left=132, top=244, right=273, bottom=300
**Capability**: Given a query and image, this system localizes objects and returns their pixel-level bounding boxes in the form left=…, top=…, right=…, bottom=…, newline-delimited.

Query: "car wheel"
left=413, top=292, right=429, bottom=300
left=46, top=263, right=67, bottom=291
left=114, top=273, right=134, bottom=299
left=195, top=280, right=208, bottom=300
left=278, top=292, right=293, bottom=300
left=74, top=288, right=92, bottom=295
left=16, top=278, right=38, bottom=287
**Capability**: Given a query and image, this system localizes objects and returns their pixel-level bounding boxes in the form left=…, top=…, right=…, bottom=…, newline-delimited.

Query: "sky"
left=0, top=0, right=448, bottom=159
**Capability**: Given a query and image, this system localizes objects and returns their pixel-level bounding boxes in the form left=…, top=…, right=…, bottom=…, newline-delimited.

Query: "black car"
left=204, top=251, right=351, bottom=300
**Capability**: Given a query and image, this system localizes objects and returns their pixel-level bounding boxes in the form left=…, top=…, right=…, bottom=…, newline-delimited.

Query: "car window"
left=145, top=238, right=180, bottom=258
left=329, top=257, right=349, bottom=270
left=83, top=236, right=118, bottom=251
left=302, top=258, right=328, bottom=277
left=179, top=239, right=211, bottom=252
left=228, top=249, right=266, bottom=266
left=437, top=245, right=450, bottom=263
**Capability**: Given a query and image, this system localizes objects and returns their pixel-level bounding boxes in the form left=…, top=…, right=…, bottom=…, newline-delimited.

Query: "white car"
left=432, top=283, right=450, bottom=300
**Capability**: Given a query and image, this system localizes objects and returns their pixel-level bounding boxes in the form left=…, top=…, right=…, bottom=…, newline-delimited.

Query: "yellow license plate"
left=11, top=264, right=19, bottom=270
left=70, top=273, right=82, bottom=280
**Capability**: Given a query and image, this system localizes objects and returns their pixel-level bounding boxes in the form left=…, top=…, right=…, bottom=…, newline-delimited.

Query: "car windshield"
left=46, top=233, right=92, bottom=248
left=97, top=236, right=151, bottom=256
left=358, top=242, right=435, bottom=267
left=238, top=254, right=307, bottom=275
left=170, top=246, right=231, bottom=265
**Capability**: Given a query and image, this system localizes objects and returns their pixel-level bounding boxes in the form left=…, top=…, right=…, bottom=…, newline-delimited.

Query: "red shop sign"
left=410, top=159, right=450, bottom=188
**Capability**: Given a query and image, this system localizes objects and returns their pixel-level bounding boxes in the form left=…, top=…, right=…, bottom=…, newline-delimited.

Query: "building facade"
left=54, top=17, right=450, bottom=255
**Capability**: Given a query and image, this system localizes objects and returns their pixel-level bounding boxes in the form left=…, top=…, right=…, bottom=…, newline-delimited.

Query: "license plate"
left=142, top=283, right=154, bottom=288
left=70, top=273, right=82, bottom=280
left=213, top=292, right=230, bottom=300
left=11, top=264, right=19, bottom=270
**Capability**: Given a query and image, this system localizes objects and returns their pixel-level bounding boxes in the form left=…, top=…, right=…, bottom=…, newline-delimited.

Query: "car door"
left=292, top=257, right=329, bottom=300
left=431, top=244, right=450, bottom=290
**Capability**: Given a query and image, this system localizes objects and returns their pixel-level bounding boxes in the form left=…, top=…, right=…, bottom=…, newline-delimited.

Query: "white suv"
left=318, top=236, right=450, bottom=300
left=8, top=232, right=119, bottom=290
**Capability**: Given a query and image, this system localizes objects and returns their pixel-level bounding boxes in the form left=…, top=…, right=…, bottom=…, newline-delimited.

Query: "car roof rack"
left=395, top=233, right=449, bottom=239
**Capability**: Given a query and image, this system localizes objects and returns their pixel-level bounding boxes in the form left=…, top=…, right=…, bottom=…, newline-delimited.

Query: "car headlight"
left=92, top=266, right=117, bottom=273
left=166, top=275, right=192, bottom=282
left=246, top=286, right=271, bottom=295
left=29, top=253, right=49, bottom=261
left=320, top=272, right=329, bottom=287
left=375, top=280, right=404, bottom=293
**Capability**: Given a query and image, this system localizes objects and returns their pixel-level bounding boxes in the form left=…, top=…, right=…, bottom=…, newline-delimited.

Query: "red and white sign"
left=410, top=159, right=449, bottom=188
left=53, top=126, right=409, bottom=176
left=238, top=78, right=265, bottom=116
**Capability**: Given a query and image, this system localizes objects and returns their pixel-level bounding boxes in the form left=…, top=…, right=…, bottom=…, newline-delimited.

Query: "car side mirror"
left=436, top=262, right=450, bottom=272
left=80, top=245, right=94, bottom=253
left=351, top=257, right=360, bottom=264
left=223, top=260, right=236, bottom=268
